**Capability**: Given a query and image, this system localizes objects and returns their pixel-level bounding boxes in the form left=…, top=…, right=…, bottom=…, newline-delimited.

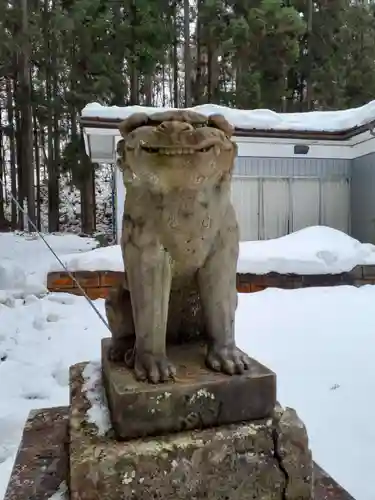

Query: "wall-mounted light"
left=294, top=144, right=310, bottom=155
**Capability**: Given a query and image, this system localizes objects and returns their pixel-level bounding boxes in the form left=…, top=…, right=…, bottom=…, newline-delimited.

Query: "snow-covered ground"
left=50, top=225, right=375, bottom=276
left=82, top=99, right=375, bottom=132
left=0, top=232, right=98, bottom=296
left=1, top=229, right=375, bottom=500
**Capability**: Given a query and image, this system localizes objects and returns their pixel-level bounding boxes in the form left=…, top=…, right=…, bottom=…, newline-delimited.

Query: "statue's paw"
left=134, top=352, right=176, bottom=384
left=206, top=344, right=251, bottom=375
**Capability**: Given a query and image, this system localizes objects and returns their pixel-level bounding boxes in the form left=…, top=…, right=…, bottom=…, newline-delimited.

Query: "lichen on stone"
left=189, top=388, right=215, bottom=403
left=122, top=469, right=136, bottom=485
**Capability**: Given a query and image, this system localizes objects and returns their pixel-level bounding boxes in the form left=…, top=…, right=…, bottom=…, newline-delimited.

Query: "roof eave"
left=79, top=116, right=375, bottom=142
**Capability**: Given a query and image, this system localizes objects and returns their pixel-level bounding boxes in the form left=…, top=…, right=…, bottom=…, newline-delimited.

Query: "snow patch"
left=48, top=481, right=68, bottom=500
left=0, top=291, right=109, bottom=498
left=82, top=362, right=111, bottom=436
left=1, top=230, right=375, bottom=500
left=235, top=285, right=375, bottom=500
left=238, top=226, right=375, bottom=274
left=50, top=245, right=122, bottom=273
left=81, top=100, right=375, bottom=133
left=50, top=226, right=375, bottom=276
left=0, top=232, right=98, bottom=295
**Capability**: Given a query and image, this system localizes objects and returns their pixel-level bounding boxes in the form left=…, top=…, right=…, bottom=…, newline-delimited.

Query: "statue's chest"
left=155, top=200, right=219, bottom=265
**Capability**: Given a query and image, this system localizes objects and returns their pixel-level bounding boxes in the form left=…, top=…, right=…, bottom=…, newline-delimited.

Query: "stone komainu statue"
left=105, top=110, right=250, bottom=383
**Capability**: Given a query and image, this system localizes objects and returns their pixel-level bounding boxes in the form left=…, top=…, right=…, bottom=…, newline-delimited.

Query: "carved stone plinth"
left=3, top=404, right=355, bottom=500
left=69, top=361, right=314, bottom=500
left=101, top=337, right=277, bottom=440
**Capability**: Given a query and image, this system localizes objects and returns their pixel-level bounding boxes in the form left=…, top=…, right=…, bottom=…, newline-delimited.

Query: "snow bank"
left=0, top=292, right=108, bottom=498
left=49, top=244, right=122, bottom=273
left=82, top=100, right=375, bottom=133
left=1, top=285, right=375, bottom=499
left=2, top=228, right=375, bottom=499
left=0, top=232, right=98, bottom=294
left=238, top=226, right=375, bottom=274
left=50, top=226, right=375, bottom=276
left=236, top=285, right=375, bottom=500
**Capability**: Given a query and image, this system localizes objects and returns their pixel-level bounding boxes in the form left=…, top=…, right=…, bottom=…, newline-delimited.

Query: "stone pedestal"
left=69, top=362, right=313, bottom=500
left=101, top=338, right=277, bottom=440
left=4, top=405, right=355, bottom=500
left=3, top=336, right=355, bottom=500
left=4, top=407, right=69, bottom=500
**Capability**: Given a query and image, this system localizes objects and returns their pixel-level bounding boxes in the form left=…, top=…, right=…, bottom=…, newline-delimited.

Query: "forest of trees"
left=0, top=0, right=375, bottom=236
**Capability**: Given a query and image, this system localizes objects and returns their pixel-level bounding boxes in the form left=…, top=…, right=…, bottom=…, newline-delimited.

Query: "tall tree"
left=18, top=0, right=36, bottom=228
left=1, top=0, right=375, bottom=230
left=184, top=0, right=192, bottom=106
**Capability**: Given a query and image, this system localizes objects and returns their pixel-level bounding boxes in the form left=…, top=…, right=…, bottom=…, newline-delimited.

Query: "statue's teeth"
left=156, top=147, right=202, bottom=155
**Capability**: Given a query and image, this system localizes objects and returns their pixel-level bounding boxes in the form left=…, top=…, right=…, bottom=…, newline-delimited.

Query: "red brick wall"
left=47, top=265, right=375, bottom=299
left=47, top=271, right=124, bottom=299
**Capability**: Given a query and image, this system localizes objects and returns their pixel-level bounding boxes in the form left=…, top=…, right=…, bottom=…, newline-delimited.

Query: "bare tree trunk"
left=173, top=2, right=179, bottom=107
left=130, top=0, right=139, bottom=105
left=19, top=0, right=36, bottom=229
left=40, top=125, right=47, bottom=180
left=144, top=73, right=153, bottom=106
left=6, top=78, right=18, bottom=228
left=193, top=0, right=203, bottom=105
left=162, top=60, right=166, bottom=106
left=183, top=0, right=192, bottom=107
left=15, top=103, right=24, bottom=229
left=32, top=103, right=41, bottom=230
left=80, top=139, right=95, bottom=235
left=52, top=92, right=60, bottom=230
left=207, top=44, right=214, bottom=101
left=306, top=0, right=313, bottom=110
left=45, top=0, right=59, bottom=231
left=0, top=101, right=7, bottom=230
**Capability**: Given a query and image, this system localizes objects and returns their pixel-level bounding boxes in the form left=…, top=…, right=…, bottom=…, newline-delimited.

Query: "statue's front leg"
left=198, top=214, right=250, bottom=375
left=125, top=241, right=175, bottom=384
left=105, top=284, right=135, bottom=364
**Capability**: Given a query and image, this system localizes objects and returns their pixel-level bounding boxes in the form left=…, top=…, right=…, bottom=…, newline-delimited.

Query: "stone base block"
left=4, top=407, right=355, bottom=500
left=70, top=361, right=313, bottom=500
left=101, top=337, right=276, bottom=440
left=4, top=406, right=69, bottom=500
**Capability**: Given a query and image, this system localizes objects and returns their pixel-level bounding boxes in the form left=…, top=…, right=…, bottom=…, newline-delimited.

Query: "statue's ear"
left=118, top=113, right=150, bottom=138
left=208, top=114, right=234, bottom=137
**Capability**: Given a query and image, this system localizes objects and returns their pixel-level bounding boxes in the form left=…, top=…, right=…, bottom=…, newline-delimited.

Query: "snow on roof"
left=81, top=101, right=375, bottom=133
left=49, top=226, right=375, bottom=276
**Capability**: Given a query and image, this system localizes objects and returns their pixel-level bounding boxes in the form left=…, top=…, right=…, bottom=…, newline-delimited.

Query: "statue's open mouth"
left=138, top=140, right=219, bottom=155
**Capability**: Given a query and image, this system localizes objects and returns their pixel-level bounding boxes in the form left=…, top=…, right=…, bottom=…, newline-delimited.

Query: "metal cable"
left=0, top=177, right=111, bottom=331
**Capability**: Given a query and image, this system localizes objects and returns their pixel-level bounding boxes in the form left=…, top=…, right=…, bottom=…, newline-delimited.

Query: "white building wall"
left=230, top=176, right=350, bottom=241
left=111, top=135, right=375, bottom=243
left=230, top=153, right=351, bottom=241
left=351, top=152, right=375, bottom=243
